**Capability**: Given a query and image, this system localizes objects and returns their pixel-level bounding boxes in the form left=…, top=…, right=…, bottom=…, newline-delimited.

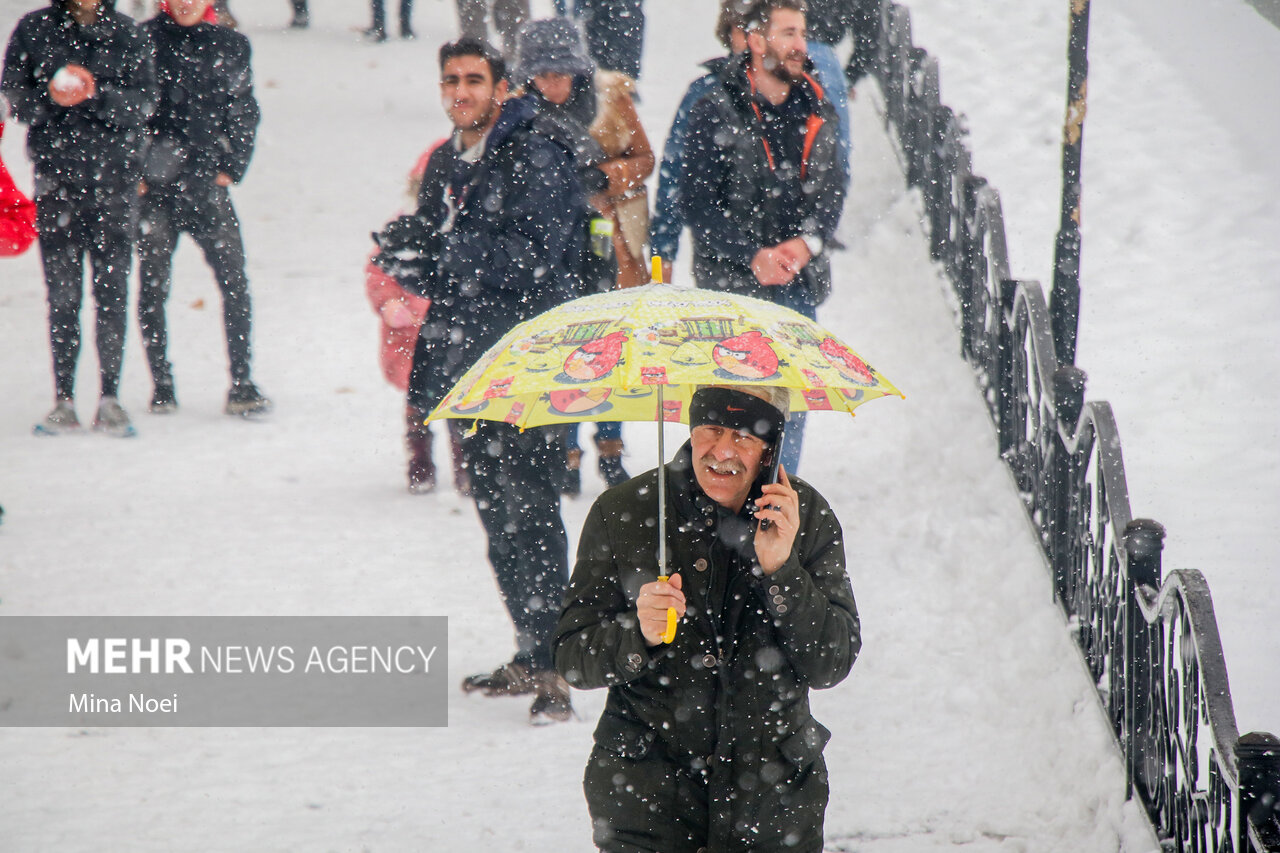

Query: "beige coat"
left=589, top=71, right=655, bottom=288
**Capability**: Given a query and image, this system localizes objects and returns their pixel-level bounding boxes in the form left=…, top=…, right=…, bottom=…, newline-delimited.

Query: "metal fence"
left=863, top=2, right=1280, bottom=849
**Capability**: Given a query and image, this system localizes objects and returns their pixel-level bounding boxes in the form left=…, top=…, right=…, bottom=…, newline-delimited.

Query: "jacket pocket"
left=778, top=717, right=831, bottom=771
left=592, top=712, right=657, bottom=760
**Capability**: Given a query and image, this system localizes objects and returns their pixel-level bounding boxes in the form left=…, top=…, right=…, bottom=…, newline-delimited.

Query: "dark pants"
left=371, top=0, right=413, bottom=34
left=291, top=0, right=307, bottom=15
left=136, top=184, right=253, bottom=386
left=463, top=421, right=568, bottom=672
left=576, top=0, right=645, bottom=79
left=35, top=180, right=139, bottom=401
left=455, top=0, right=529, bottom=54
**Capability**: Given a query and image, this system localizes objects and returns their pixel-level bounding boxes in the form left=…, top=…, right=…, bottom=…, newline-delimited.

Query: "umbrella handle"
left=656, top=574, right=678, bottom=644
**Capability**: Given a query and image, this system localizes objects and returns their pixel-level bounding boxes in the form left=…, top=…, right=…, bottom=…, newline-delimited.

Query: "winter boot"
left=447, top=421, right=471, bottom=497
left=461, top=661, right=535, bottom=696
left=92, top=396, right=137, bottom=438
left=225, top=380, right=272, bottom=418
left=406, top=406, right=435, bottom=494
left=33, top=399, right=81, bottom=436
left=562, top=448, right=583, bottom=497
left=529, top=670, right=574, bottom=725
left=149, top=378, right=178, bottom=415
left=596, top=438, right=630, bottom=488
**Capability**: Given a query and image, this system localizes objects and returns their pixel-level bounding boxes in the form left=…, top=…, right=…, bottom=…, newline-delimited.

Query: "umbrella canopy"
left=426, top=283, right=902, bottom=428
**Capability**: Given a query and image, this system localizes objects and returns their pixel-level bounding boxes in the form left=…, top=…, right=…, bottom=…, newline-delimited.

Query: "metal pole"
left=657, top=385, right=666, bottom=574
left=1050, top=0, right=1091, bottom=366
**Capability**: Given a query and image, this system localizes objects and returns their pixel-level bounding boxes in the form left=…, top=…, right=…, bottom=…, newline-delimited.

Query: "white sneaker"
left=92, top=396, right=137, bottom=438
left=33, top=400, right=81, bottom=436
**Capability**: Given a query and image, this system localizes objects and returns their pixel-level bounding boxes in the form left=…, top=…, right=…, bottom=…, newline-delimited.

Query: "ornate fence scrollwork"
left=864, top=2, right=1280, bottom=848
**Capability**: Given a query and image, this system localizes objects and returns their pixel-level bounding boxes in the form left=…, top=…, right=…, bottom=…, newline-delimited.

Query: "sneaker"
left=33, top=400, right=81, bottom=436
left=149, top=380, right=178, bottom=414
left=529, top=671, right=574, bottom=725
left=225, top=381, right=273, bottom=418
left=407, top=455, right=436, bottom=494
left=92, top=396, right=137, bottom=438
left=461, top=661, right=535, bottom=696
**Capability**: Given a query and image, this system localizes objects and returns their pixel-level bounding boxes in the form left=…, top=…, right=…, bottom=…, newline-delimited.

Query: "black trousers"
left=371, top=0, right=413, bottom=33
left=577, top=0, right=645, bottom=79
left=463, top=421, right=568, bottom=672
left=136, top=184, right=253, bottom=385
left=35, top=180, right=139, bottom=401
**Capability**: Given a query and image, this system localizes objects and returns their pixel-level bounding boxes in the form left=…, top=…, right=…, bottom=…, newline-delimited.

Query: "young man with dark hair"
left=680, top=0, right=843, bottom=476
left=373, top=36, right=585, bottom=724
left=136, top=0, right=269, bottom=417
left=556, top=384, right=859, bottom=851
left=2, top=0, right=157, bottom=437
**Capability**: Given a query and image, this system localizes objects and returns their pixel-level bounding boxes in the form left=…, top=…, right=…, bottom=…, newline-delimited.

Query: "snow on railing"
left=865, top=2, right=1280, bottom=849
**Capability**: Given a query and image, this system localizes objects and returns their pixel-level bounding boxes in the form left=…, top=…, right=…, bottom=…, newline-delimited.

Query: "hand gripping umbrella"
left=427, top=272, right=902, bottom=642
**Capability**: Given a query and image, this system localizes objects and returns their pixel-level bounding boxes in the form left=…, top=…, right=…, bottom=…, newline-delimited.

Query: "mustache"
left=699, top=455, right=745, bottom=476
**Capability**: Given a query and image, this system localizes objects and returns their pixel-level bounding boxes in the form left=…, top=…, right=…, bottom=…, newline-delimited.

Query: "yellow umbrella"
left=427, top=283, right=901, bottom=426
left=427, top=280, right=902, bottom=642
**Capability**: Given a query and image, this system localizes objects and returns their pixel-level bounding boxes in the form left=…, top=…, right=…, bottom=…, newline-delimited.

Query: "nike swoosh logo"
left=726, top=406, right=745, bottom=412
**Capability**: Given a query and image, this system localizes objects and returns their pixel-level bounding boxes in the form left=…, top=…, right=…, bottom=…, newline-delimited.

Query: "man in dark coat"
left=373, top=37, right=585, bottom=724
left=680, top=0, right=844, bottom=476
left=136, top=0, right=268, bottom=417
left=3, top=0, right=156, bottom=436
left=555, top=385, right=860, bottom=852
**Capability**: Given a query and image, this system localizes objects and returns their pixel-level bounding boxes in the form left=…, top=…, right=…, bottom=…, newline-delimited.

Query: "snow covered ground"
left=0, top=0, right=1270, bottom=849
left=904, top=0, right=1280, bottom=740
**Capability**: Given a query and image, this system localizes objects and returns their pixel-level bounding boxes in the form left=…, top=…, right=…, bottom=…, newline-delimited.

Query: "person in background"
left=135, top=0, right=269, bottom=417
left=366, top=144, right=469, bottom=496
left=555, top=384, right=859, bottom=852
left=651, top=0, right=849, bottom=283
left=3, top=0, right=157, bottom=437
left=288, top=0, right=308, bottom=28
left=0, top=95, right=38, bottom=259
left=454, top=0, right=528, bottom=56
left=366, top=0, right=414, bottom=41
left=373, top=37, right=585, bottom=724
left=680, top=0, right=844, bottom=476
left=512, top=17, right=653, bottom=493
left=574, top=0, right=644, bottom=80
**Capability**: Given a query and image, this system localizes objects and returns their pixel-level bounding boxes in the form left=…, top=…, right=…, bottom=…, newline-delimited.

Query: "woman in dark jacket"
left=555, top=385, right=861, bottom=852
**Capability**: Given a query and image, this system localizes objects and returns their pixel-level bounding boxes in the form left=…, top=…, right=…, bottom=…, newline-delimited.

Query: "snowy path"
left=0, top=1, right=1164, bottom=849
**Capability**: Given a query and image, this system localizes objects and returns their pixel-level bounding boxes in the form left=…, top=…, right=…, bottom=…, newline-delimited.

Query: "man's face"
left=690, top=424, right=768, bottom=512
left=441, top=55, right=508, bottom=134
left=752, top=8, right=808, bottom=84
left=169, top=0, right=212, bottom=26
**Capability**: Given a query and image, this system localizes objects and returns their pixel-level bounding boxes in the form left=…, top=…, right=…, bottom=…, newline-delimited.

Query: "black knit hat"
left=513, top=18, right=595, bottom=83
left=689, top=387, right=786, bottom=447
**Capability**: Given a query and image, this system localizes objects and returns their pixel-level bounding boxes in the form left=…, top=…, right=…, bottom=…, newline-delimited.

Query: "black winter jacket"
left=1, top=0, right=155, bottom=189
left=680, top=53, right=843, bottom=305
left=374, top=96, right=585, bottom=411
left=141, top=14, right=258, bottom=187
left=555, top=441, right=860, bottom=851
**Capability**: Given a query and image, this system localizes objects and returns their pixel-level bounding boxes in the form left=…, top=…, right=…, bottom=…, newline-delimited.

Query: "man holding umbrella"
left=555, top=384, right=860, bottom=852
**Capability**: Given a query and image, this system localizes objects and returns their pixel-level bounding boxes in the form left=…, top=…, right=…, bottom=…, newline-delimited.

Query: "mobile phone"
left=751, top=428, right=784, bottom=529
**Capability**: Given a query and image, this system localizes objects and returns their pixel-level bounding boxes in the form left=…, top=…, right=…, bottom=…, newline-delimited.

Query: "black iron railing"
left=863, top=2, right=1280, bottom=849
